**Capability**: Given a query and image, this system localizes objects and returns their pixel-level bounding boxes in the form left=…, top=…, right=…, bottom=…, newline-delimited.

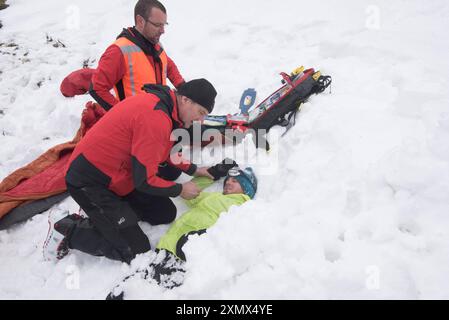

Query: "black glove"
left=207, top=158, right=238, bottom=181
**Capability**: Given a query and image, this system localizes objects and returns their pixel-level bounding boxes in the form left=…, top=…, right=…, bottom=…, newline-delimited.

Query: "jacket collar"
left=142, top=84, right=183, bottom=128
left=117, top=27, right=163, bottom=59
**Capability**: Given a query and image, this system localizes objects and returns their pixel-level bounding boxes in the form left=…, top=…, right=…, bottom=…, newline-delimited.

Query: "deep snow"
left=1, top=0, right=449, bottom=299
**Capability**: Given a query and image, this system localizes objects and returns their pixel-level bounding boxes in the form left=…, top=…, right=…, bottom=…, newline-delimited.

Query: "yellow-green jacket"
left=156, top=177, right=250, bottom=259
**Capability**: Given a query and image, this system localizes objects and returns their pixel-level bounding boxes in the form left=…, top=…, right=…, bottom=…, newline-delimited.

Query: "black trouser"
left=175, top=229, right=207, bottom=261
left=66, top=183, right=176, bottom=264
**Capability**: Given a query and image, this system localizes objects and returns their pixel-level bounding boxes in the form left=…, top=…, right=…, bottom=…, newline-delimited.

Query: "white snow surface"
left=1, top=0, right=449, bottom=299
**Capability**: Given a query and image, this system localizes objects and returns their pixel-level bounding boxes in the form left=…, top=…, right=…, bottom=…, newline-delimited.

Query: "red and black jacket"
left=66, top=85, right=195, bottom=197
left=89, top=27, right=185, bottom=111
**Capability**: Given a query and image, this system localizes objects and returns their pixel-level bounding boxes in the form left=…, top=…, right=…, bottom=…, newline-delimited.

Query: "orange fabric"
left=0, top=102, right=105, bottom=219
left=113, top=37, right=168, bottom=99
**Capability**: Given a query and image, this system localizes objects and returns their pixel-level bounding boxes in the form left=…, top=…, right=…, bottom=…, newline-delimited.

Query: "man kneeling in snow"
left=43, top=79, right=218, bottom=263
left=106, top=162, right=257, bottom=299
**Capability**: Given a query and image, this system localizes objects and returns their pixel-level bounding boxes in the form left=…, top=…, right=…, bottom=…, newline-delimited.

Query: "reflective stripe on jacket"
left=113, top=37, right=168, bottom=100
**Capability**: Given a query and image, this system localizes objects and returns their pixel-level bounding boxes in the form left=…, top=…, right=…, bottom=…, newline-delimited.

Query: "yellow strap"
left=291, top=66, right=305, bottom=76
left=312, top=71, right=321, bottom=81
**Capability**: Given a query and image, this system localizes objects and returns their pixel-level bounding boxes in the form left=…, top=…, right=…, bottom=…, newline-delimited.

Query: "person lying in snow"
left=156, top=163, right=258, bottom=261
left=106, top=161, right=258, bottom=299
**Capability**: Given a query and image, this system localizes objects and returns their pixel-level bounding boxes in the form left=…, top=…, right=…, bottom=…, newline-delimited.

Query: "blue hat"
left=224, top=167, right=258, bottom=199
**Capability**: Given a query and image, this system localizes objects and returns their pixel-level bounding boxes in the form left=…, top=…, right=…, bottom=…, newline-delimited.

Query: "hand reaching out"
left=194, top=167, right=215, bottom=180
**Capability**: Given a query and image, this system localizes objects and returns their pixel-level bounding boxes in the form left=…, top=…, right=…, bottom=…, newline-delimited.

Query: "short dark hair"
left=134, top=0, right=166, bottom=23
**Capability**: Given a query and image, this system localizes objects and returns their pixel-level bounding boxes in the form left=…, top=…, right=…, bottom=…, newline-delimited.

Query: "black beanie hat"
left=177, top=78, right=217, bottom=113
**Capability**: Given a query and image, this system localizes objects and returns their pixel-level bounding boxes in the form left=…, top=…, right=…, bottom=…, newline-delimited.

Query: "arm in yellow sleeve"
left=191, top=176, right=215, bottom=191
left=184, top=176, right=216, bottom=207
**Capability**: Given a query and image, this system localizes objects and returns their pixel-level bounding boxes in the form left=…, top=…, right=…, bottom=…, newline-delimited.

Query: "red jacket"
left=90, top=27, right=185, bottom=111
left=67, top=86, right=195, bottom=197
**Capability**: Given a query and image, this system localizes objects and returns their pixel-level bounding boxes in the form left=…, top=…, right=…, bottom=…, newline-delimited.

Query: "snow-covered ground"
left=1, top=0, right=449, bottom=299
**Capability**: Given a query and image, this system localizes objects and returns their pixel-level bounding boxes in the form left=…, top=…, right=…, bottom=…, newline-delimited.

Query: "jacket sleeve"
left=166, top=56, right=185, bottom=89
left=183, top=177, right=215, bottom=207
left=89, top=44, right=126, bottom=111
left=166, top=152, right=197, bottom=176
left=131, top=112, right=183, bottom=197
left=190, top=176, right=215, bottom=191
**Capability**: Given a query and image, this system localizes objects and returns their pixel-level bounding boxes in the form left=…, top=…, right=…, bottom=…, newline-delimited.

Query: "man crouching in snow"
left=106, top=162, right=258, bottom=299
left=43, top=78, right=217, bottom=263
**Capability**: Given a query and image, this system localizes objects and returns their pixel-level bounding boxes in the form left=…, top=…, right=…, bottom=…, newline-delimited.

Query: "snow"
left=1, top=0, right=449, bottom=299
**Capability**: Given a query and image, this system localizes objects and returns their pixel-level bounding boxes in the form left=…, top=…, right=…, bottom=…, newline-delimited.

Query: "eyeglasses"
left=146, top=19, right=169, bottom=29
